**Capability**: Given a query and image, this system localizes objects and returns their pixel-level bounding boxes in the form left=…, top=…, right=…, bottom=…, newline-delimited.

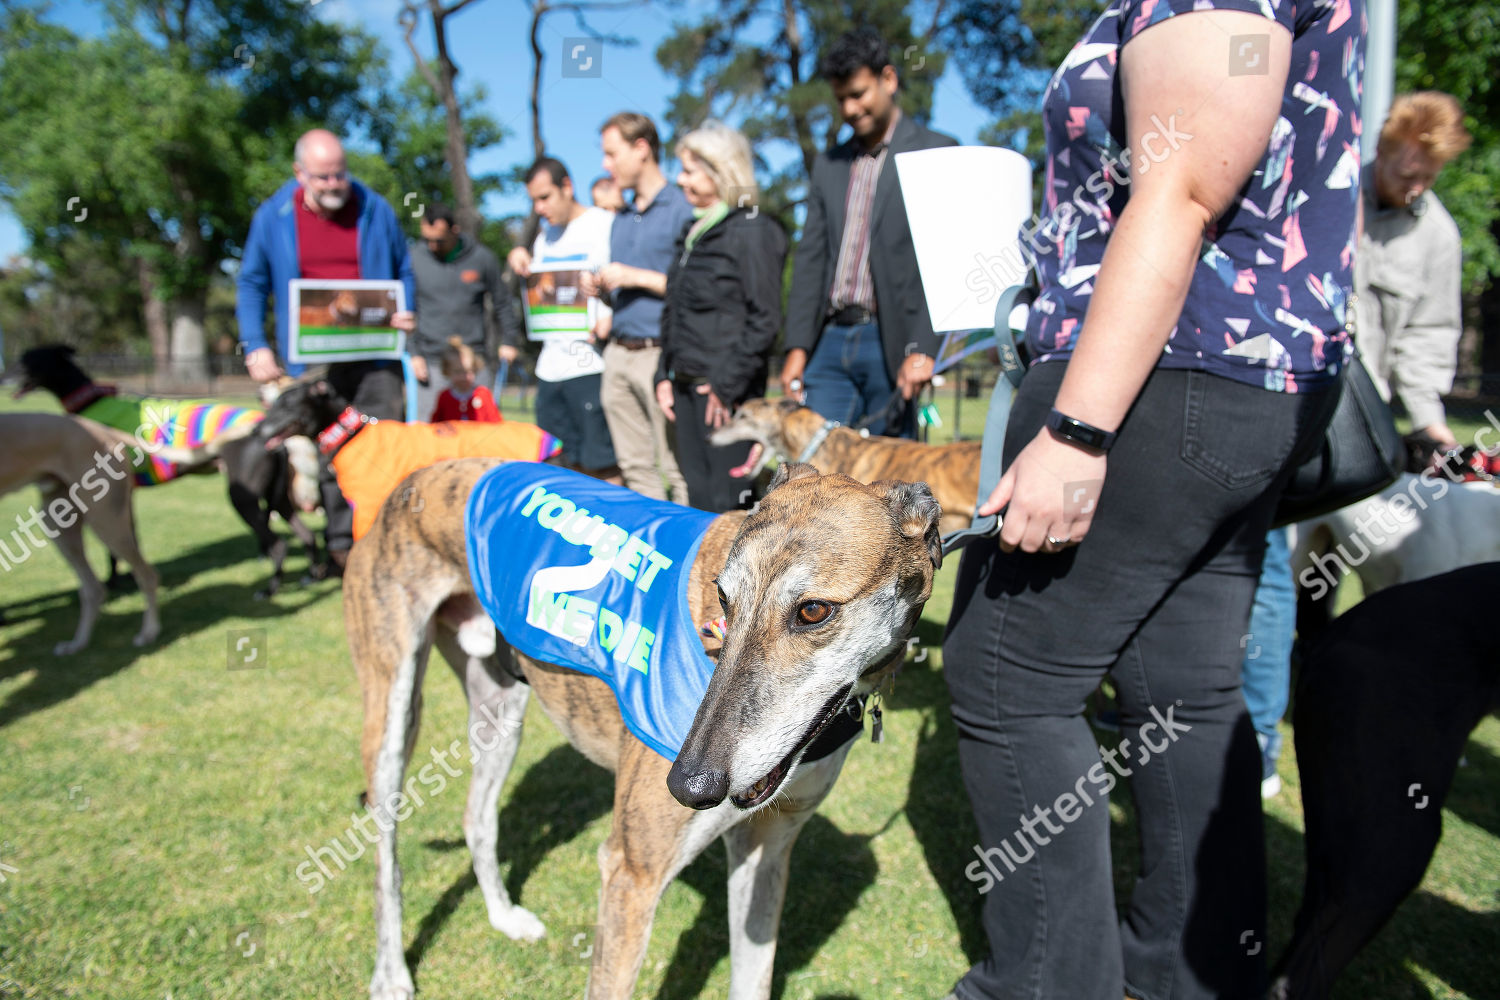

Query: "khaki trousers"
left=599, top=341, right=687, bottom=503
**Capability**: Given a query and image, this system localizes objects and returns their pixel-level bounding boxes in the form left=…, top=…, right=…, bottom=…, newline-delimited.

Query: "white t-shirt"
left=531, top=206, right=613, bottom=383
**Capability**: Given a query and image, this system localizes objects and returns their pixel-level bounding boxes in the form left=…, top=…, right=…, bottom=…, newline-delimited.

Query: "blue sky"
left=0, top=0, right=997, bottom=260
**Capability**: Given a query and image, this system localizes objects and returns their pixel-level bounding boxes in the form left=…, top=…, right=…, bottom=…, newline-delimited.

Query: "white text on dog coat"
left=519, top=484, right=674, bottom=672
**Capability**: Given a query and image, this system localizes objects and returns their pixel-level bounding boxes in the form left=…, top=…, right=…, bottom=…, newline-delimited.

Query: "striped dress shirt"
left=827, top=111, right=902, bottom=315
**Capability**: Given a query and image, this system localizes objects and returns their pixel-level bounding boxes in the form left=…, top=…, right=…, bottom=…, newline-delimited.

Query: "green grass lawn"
left=0, top=392, right=1496, bottom=999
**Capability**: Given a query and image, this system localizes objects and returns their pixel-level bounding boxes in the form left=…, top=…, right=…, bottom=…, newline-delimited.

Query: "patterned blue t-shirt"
left=1024, top=0, right=1365, bottom=392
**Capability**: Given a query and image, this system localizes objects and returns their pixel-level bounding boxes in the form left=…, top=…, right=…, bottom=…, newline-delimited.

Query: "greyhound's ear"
left=876, top=480, right=943, bottom=570
left=311, top=380, right=332, bottom=397
left=766, top=461, right=818, bottom=493
left=777, top=398, right=801, bottom=414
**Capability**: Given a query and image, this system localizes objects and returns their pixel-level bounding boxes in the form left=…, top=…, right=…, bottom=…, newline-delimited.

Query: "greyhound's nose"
left=667, top=763, right=729, bottom=810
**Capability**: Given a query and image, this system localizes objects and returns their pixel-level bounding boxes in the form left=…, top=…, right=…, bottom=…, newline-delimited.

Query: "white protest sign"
left=894, top=146, right=1034, bottom=345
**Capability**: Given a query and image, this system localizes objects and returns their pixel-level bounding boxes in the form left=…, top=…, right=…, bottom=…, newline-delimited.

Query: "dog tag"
left=870, top=700, right=883, bottom=744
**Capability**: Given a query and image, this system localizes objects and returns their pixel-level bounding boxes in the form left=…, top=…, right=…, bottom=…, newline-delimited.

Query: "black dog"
left=1271, top=562, right=1500, bottom=997
left=16, top=345, right=324, bottom=597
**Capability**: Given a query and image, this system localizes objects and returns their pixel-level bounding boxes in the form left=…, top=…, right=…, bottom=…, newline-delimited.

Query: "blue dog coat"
left=466, top=464, right=719, bottom=761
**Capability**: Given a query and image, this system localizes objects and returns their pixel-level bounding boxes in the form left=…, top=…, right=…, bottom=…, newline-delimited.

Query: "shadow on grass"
left=652, top=812, right=878, bottom=1000
left=406, top=742, right=613, bottom=977
left=896, top=615, right=992, bottom=967
left=0, top=556, right=337, bottom=730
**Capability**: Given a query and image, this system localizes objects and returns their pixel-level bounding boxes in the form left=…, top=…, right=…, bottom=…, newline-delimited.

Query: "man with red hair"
left=1357, top=90, right=1472, bottom=447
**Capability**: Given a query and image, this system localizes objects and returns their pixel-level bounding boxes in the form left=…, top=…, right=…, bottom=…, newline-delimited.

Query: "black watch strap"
left=1046, top=408, right=1117, bottom=452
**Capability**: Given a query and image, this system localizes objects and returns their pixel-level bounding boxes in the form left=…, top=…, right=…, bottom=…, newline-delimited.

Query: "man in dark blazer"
left=780, top=29, right=958, bottom=437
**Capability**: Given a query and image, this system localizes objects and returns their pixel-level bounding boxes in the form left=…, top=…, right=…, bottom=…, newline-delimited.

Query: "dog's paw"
left=491, top=904, right=546, bottom=942
left=53, top=638, right=86, bottom=656
left=369, top=965, right=416, bottom=1000
left=132, top=625, right=160, bottom=648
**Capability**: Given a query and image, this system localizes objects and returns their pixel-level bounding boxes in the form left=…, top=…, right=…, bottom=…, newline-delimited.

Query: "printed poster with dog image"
left=288, top=279, right=406, bottom=364
left=523, top=262, right=591, bottom=341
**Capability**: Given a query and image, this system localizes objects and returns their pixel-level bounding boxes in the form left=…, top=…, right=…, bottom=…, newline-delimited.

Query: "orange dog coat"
left=331, top=420, right=562, bottom=541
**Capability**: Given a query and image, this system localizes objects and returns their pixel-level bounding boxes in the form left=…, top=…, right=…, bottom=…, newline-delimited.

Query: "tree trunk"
left=136, top=256, right=171, bottom=373
left=160, top=161, right=213, bottom=385
left=168, top=294, right=210, bottom=385
left=781, top=0, right=816, bottom=178
left=430, top=0, right=482, bottom=238
left=530, top=2, right=547, bottom=157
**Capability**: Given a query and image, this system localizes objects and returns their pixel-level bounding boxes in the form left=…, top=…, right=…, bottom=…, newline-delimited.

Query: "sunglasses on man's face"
left=303, top=169, right=349, bottom=183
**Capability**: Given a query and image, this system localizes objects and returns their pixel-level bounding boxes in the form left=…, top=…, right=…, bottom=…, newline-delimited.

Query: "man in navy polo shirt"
left=581, top=112, right=693, bottom=503
left=236, top=128, right=417, bottom=569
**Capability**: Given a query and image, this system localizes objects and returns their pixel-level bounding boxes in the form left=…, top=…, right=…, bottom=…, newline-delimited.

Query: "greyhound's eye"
left=795, top=600, right=834, bottom=627
left=716, top=584, right=730, bottom=615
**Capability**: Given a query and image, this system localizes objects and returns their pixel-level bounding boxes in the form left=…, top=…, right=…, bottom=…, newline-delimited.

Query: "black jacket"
left=656, top=208, right=789, bottom=407
left=784, top=112, right=958, bottom=380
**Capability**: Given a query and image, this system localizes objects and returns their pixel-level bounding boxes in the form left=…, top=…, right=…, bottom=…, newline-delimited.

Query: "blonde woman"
left=653, top=122, right=787, bottom=512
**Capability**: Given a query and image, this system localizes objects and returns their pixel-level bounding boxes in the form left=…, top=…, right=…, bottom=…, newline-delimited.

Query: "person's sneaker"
left=1261, top=746, right=1282, bottom=799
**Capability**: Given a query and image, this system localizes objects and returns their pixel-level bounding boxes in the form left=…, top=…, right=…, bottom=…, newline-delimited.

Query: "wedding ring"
left=1047, top=535, right=1070, bottom=547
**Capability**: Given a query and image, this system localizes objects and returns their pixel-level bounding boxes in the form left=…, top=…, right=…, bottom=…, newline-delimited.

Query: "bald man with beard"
left=236, top=128, right=418, bottom=571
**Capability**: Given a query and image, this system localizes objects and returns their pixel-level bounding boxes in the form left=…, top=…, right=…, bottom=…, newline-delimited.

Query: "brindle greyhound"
left=710, top=397, right=982, bottom=535
left=342, top=458, right=941, bottom=999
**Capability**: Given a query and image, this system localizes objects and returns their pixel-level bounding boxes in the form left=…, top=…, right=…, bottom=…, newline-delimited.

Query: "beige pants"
left=600, top=341, right=687, bottom=503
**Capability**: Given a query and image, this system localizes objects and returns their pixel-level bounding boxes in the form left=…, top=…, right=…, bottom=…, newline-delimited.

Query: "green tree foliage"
left=1394, top=0, right=1500, bottom=293
left=0, top=1, right=382, bottom=369
left=949, top=0, right=1098, bottom=172
left=654, top=0, right=948, bottom=222
left=0, top=240, right=146, bottom=355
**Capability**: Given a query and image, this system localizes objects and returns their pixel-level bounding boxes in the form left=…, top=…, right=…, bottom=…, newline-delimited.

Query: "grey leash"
left=938, top=284, right=1033, bottom=557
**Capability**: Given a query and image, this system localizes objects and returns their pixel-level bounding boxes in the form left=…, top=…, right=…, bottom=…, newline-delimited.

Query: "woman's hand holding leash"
left=980, top=428, right=1105, bottom=553
left=698, top=384, right=730, bottom=429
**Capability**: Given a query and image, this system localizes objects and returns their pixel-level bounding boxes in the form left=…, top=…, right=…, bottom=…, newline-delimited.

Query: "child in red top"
left=430, top=337, right=502, bottom=423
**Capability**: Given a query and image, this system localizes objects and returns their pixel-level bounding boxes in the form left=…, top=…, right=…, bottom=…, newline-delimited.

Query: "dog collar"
left=317, top=406, right=375, bottom=456
left=60, top=383, right=118, bottom=414
left=796, top=420, right=841, bottom=464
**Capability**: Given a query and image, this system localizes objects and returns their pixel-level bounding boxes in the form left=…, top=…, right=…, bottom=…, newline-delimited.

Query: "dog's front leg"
left=723, top=748, right=851, bottom=1000
left=588, top=741, right=726, bottom=999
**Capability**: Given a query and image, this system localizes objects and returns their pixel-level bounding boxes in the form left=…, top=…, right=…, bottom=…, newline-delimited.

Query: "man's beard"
left=316, top=189, right=349, bottom=212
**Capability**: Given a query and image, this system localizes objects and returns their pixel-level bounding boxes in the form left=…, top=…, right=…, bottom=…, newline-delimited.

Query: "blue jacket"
left=235, top=178, right=416, bottom=375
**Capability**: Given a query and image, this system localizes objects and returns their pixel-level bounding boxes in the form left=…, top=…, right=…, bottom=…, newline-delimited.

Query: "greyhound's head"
left=709, top=398, right=811, bottom=481
left=257, top=379, right=351, bottom=449
left=15, top=344, right=90, bottom=399
left=667, top=463, right=942, bottom=812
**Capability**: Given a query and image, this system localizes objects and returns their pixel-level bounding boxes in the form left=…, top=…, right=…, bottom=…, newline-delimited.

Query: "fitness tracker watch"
left=1046, top=408, right=1117, bottom=453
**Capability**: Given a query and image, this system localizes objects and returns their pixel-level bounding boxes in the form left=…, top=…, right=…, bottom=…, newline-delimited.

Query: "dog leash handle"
left=937, top=287, right=1031, bottom=557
